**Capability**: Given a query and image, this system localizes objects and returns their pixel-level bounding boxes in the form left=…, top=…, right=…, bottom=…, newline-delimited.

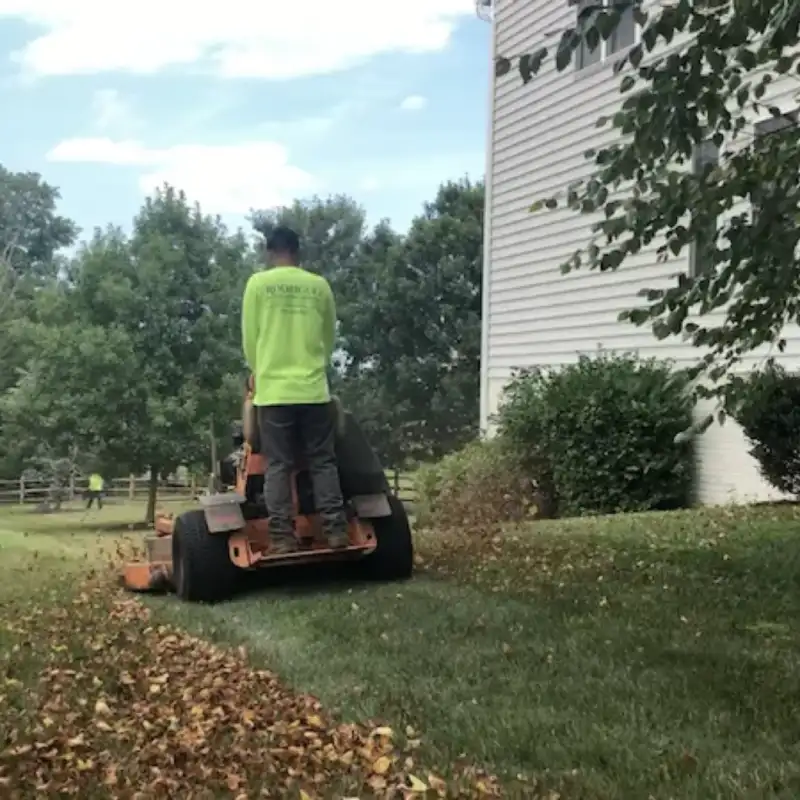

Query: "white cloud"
left=359, top=176, right=380, bottom=192
left=0, top=0, right=472, bottom=80
left=46, top=137, right=316, bottom=214
left=399, top=95, right=427, bottom=111
left=91, top=89, right=137, bottom=133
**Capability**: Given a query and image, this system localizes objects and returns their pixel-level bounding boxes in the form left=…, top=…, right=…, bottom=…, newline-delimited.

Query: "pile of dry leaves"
left=0, top=577, right=500, bottom=798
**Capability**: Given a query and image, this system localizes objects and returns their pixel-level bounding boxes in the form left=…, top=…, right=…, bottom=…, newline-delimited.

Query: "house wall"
left=481, top=0, right=800, bottom=504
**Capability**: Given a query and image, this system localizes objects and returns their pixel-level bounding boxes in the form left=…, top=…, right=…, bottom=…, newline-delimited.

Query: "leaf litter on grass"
left=416, top=504, right=800, bottom=597
left=0, top=573, right=500, bottom=799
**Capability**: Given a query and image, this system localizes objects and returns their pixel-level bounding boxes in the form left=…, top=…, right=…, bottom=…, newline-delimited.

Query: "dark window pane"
left=689, top=139, right=720, bottom=277
left=752, top=111, right=797, bottom=229
left=610, top=4, right=636, bottom=53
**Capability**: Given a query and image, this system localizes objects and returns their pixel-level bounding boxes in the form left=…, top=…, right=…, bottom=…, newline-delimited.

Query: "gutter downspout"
left=479, top=3, right=497, bottom=436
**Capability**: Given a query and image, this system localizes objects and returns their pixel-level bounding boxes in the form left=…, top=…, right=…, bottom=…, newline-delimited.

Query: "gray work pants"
left=256, top=403, right=348, bottom=538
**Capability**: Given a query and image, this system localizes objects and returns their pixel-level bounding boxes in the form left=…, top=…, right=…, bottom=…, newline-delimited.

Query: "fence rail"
left=0, top=476, right=196, bottom=506
left=0, top=471, right=416, bottom=507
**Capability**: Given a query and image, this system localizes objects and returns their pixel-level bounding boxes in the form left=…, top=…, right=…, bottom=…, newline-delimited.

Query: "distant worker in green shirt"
left=241, top=226, right=348, bottom=554
left=87, top=472, right=104, bottom=509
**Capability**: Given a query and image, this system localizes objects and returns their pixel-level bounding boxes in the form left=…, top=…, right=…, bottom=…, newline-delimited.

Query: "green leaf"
left=736, top=86, right=749, bottom=107
left=555, top=42, right=574, bottom=72
left=595, top=10, right=616, bottom=41
left=519, top=48, right=547, bottom=83
left=738, top=48, right=756, bottom=70
left=494, top=57, right=512, bottom=78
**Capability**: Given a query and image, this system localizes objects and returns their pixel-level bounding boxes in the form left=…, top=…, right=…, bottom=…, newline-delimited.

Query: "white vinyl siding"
left=482, top=0, right=800, bottom=504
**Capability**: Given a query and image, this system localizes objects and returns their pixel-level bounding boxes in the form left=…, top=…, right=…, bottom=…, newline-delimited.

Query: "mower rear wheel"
left=172, top=509, right=240, bottom=603
left=360, top=494, right=414, bottom=581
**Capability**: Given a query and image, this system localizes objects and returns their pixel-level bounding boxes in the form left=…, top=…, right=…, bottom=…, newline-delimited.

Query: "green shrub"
left=495, top=353, right=695, bottom=516
left=726, top=363, right=800, bottom=496
left=414, top=439, right=543, bottom=530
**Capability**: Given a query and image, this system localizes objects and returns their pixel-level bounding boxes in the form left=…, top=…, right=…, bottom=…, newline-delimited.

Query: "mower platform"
left=121, top=381, right=413, bottom=602
left=121, top=501, right=380, bottom=596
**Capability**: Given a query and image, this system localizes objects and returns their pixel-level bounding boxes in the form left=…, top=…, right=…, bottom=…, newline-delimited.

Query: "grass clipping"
left=0, top=576, right=499, bottom=799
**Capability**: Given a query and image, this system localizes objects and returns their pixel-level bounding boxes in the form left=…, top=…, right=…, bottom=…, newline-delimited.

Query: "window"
left=752, top=110, right=797, bottom=227
left=576, top=0, right=637, bottom=71
left=689, top=139, right=720, bottom=277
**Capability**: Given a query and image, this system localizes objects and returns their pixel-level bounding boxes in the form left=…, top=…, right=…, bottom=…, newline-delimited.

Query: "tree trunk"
left=145, top=467, right=159, bottom=524
left=208, top=419, right=218, bottom=493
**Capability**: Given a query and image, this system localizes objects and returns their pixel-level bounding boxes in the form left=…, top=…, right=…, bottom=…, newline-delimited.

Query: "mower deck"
left=123, top=512, right=378, bottom=593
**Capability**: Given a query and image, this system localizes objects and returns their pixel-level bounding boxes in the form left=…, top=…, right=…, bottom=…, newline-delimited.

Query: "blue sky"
left=0, top=2, right=490, bottom=243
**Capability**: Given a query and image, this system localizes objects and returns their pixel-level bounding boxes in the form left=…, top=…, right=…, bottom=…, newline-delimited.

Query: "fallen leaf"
left=94, top=699, right=111, bottom=715
left=408, top=774, right=428, bottom=791
left=372, top=755, right=392, bottom=775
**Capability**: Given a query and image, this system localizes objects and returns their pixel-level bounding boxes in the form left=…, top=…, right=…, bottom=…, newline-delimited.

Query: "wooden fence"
left=0, top=476, right=196, bottom=506
left=388, top=470, right=416, bottom=507
left=0, top=471, right=416, bottom=507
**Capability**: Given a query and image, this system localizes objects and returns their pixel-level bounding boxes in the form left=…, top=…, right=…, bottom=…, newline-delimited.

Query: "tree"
left=0, top=165, right=78, bottom=478
left=1, top=322, right=142, bottom=481
left=12, top=185, right=256, bottom=521
left=0, top=164, right=77, bottom=293
left=497, top=0, right=800, bottom=429
left=338, top=179, right=484, bottom=466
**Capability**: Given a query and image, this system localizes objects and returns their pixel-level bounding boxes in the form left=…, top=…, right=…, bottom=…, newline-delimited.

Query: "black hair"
left=266, top=226, right=300, bottom=257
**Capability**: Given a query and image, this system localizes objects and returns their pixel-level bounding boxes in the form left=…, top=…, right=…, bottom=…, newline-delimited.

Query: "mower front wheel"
left=172, top=509, right=240, bottom=603
left=361, top=494, right=414, bottom=581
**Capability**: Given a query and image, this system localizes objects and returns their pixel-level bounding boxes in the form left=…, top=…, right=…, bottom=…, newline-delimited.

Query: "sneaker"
left=326, top=531, right=350, bottom=550
left=271, top=535, right=299, bottom=555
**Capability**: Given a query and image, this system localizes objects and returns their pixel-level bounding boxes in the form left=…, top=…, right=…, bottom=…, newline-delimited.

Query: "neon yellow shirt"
left=88, top=473, right=104, bottom=491
left=241, top=266, right=336, bottom=406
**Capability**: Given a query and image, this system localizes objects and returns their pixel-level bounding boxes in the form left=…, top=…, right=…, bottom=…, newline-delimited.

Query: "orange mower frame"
left=122, top=388, right=414, bottom=603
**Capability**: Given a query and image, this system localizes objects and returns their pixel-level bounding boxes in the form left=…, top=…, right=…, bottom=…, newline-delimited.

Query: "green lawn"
left=3, top=501, right=800, bottom=797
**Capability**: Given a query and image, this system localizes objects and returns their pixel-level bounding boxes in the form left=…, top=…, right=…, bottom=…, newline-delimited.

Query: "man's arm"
left=241, top=275, right=259, bottom=373
left=322, top=280, right=337, bottom=364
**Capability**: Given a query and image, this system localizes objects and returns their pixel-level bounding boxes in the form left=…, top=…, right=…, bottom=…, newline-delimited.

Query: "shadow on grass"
left=234, top=559, right=381, bottom=599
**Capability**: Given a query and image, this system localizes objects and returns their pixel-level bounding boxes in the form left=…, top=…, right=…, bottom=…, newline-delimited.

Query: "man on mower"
left=241, top=226, right=349, bottom=554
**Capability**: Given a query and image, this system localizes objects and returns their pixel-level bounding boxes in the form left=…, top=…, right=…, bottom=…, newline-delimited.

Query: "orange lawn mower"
left=122, top=381, right=413, bottom=603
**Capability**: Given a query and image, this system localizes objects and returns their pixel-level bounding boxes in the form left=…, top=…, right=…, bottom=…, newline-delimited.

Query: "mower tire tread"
left=362, top=494, right=414, bottom=581
left=172, top=509, right=239, bottom=603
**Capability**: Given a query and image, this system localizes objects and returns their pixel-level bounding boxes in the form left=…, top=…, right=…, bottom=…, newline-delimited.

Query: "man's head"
left=265, top=226, right=300, bottom=267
